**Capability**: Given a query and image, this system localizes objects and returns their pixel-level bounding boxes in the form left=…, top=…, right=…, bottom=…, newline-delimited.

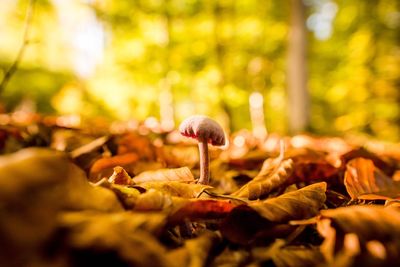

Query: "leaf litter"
left=0, top=122, right=400, bottom=267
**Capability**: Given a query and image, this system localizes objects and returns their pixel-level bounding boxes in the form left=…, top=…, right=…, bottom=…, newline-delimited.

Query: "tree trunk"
left=287, top=0, right=309, bottom=133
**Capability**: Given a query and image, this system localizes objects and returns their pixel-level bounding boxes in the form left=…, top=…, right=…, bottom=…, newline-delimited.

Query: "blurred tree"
left=287, top=0, right=309, bottom=133
left=307, top=0, right=400, bottom=141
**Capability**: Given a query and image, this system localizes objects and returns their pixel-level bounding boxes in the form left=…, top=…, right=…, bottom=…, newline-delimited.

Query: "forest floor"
left=1, top=114, right=400, bottom=267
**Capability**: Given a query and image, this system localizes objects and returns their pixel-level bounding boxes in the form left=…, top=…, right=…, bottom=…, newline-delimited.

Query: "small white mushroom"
left=179, top=115, right=225, bottom=185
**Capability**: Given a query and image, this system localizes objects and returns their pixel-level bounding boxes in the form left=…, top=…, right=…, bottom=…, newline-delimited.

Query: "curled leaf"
left=344, top=158, right=400, bottom=200
left=248, top=182, right=327, bottom=223
left=232, top=157, right=294, bottom=200
left=133, top=167, right=195, bottom=183
left=341, top=147, right=396, bottom=176
left=108, top=166, right=133, bottom=185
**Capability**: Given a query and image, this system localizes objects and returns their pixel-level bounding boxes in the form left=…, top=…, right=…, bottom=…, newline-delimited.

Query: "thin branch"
left=0, top=0, right=37, bottom=94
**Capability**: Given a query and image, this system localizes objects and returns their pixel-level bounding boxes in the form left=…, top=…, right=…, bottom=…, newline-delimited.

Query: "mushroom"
left=179, top=115, right=225, bottom=185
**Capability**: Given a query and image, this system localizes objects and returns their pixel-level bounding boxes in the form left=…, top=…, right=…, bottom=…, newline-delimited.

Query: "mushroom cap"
left=179, top=115, right=225, bottom=146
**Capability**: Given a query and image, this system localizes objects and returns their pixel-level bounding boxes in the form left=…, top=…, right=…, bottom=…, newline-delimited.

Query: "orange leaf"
left=132, top=167, right=195, bottom=183
left=344, top=158, right=400, bottom=200
left=168, top=199, right=236, bottom=225
left=89, top=152, right=139, bottom=181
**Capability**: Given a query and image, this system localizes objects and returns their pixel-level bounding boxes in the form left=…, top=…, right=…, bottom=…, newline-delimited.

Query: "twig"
left=0, top=0, right=37, bottom=94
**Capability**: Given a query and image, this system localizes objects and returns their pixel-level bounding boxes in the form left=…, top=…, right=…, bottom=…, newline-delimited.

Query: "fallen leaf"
left=317, top=205, right=400, bottom=267
left=211, top=247, right=249, bottom=267
left=134, top=189, right=189, bottom=212
left=63, top=163, right=124, bottom=212
left=344, top=158, right=400, bottom=200
left=105, top=183, right=142, bottom=209
left=168, top=199, right=237, bottom=225
left=272, top=245, right=325, bottom=267
left=58, top=211, right=171, bottom=267
left=89, top=152, right=139, bottom=181
left=341, top=147, right=396, bottom=176
left=135, top=181, right=211, bottom=198
left=167, top=231, right=221, bottom=267
left=318, top=205, right=400, bottom=242
left=248, top=182, right=327, bottom=223
left=0, top=148, right=123, bottom=267
left=0, top=148, right=71, bottom=258
left=286, top=148, right=339, bottom=184
left=133, top=167, right=195, bottom=183
left=232, top=157, right=294, bottom=200
left=117, top=132, right=156, bottom=160
left=252, top=239, right=325, bottom=267
left=108, top=166, right=133, bottom=185
left=221, top=182, right=327, bottom=244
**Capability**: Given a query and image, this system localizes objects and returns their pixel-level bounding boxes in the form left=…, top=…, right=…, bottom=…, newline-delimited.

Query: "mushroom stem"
left=197, top=140, right=209, bottom=185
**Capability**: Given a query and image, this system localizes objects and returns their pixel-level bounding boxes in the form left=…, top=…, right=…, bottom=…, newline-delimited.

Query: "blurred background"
left=0, top=0, right=399, bottom=141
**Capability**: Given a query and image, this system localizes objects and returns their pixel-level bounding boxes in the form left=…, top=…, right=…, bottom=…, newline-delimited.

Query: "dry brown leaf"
left=99, top=181, right=189, bottom=212
left=318, top=205, right=400, bottom=241
left=249, top=182, right=327, bottom=223
left=0, top=148, right=123, bottom=267
left=252, top=239, right=325, bottom=267
left=105, top=183, right=142, bottom=209
left=344, top=158, right=400, bottom=200
left=167, top=231, right=221, bottom=267
left=284, top=146, right=341, bottom=186
left=317, top=205, right=400, bottom=267
left=133, top=167, right=195, bottom=183
left=232, top=157, right=294, bottom=200
left=135, top=181, right=211, bottom=198
left=0, top=148, right=71, bottom=256
left=341, top=147, right=396, bottom=176
left=272, top=245, right=325, bottom=267
left=168, top=199, right=236, bottom=225
left=117, top=132, right=156, bottom=160
left=59, top=211, right=171, bottom=267
left=108, top=166, right=133, bottom=185
left=134, top=189, right=189, bottom=212
left=221, top=182, right=327, bottom=244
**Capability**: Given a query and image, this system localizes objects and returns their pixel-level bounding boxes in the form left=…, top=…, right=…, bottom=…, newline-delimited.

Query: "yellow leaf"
left=133, top=167, right=195, bottom=183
